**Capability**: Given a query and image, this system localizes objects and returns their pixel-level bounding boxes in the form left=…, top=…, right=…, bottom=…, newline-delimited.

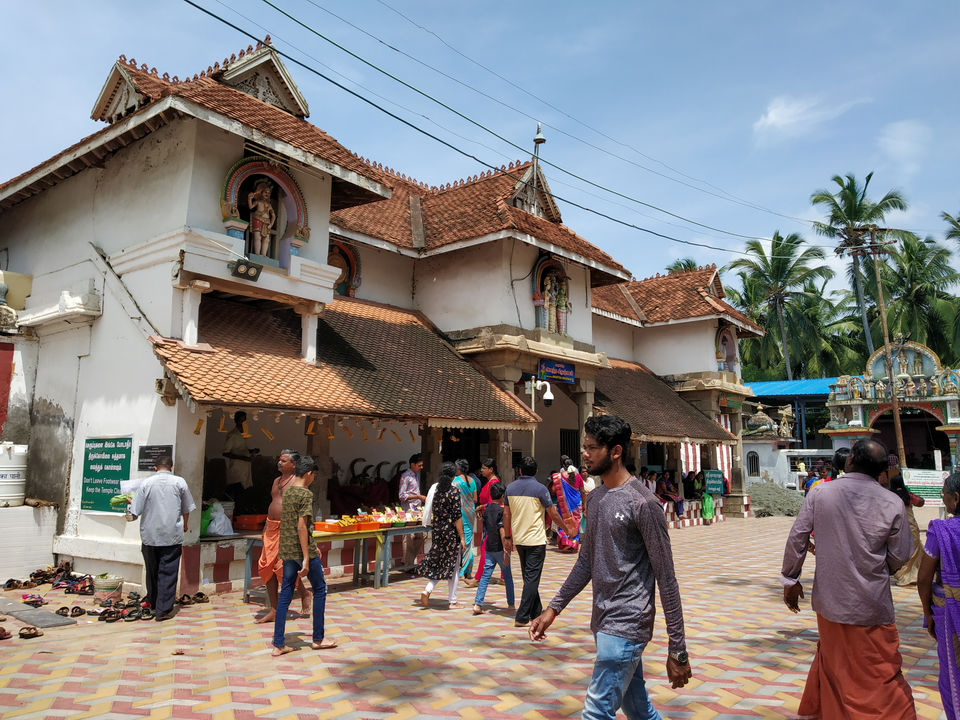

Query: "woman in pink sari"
left=655, top=470, right=684, bottom=517
left=550, top=456, right=584, bottom=553
left=919, top=472, right=960, bottom=720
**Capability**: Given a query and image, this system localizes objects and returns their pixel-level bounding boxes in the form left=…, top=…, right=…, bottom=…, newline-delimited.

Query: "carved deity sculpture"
left=875, top=379, right=887, bottom=398
left=912, top=351, right=925, bottom=377
left=905, top=377, right=916, bottom=397
left=544, top=275, right=558, bottom=333
left=865, top=380, right=876, bottom=399
left=555, top=278, right=571, bottom=334
left=247, top=179, right=277, bottom=257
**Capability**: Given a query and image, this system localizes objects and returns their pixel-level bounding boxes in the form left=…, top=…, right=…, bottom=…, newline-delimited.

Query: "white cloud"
left=877, top=120, right=931, bottom=177
left=753, top=95, right=867, bottom=144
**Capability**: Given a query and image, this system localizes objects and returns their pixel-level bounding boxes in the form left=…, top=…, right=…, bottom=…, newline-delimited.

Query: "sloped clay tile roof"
left=594, top=359, right=736, bottom=443
left=153, top=296, right=538, bottom=428
left=119, top=62, right=386, bottom=185
left=592, top=265, right=763, bottom=334
left=332, top=161, right=629, bottom=277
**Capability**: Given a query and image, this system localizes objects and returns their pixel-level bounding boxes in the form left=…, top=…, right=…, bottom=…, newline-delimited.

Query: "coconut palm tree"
left=942, top=209, right=960, bottom=244
left=725, top=271, right=783, bottom=374
left=786, top=280, right=863, bottom=378
left=666, top=257, right=698, bottom=273
left=728, top=232, right=833, bottom=380
left=810, top=172, right=908, bottom=355
left=862, top=234, right=960, bottom=362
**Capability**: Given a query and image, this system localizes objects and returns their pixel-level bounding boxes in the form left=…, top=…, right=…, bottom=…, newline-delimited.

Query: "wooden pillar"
left=490, top=428, right=515, bottom=484
left=420, top=425, right=442, bottom=490
left=307, top=416, right=331, bottom=518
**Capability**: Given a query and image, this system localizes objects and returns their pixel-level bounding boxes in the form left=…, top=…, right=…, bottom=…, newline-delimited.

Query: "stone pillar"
left=296, top=302, right=324, bottom=363
left=572, top=379, right=595, bottom=449
left=181, top=280, right=210, bottom=346
left=490, top=428, right=515, bottom=484
left=488, top=365, right=523, bottom=394
left=420, top=425, right=443, bottom=489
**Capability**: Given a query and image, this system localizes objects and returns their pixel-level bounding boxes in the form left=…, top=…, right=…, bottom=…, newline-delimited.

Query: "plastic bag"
left=206, top=500, right=235, bottom=536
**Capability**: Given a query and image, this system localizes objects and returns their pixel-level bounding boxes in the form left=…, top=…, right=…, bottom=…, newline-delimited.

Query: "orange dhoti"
left=797, top=614, right=916, bottom=719
left=258, top=518, right=283, bottom=585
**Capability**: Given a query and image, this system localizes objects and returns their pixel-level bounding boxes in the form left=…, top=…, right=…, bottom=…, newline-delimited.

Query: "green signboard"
left=80, top=436, right=133, bottom=513
left=705, top=469, right=724, bottom=494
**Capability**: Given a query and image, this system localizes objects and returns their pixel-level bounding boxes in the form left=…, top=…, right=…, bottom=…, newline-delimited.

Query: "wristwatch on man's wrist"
left=669, top=649, right=689, bottom=664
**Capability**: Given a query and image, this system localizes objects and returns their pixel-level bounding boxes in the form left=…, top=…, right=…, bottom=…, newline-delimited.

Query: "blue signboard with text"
left=538, top=359, right=575, bottom=384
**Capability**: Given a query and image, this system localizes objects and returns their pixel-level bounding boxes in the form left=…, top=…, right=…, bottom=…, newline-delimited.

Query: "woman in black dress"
left=415, top=461, right=467, bottom=607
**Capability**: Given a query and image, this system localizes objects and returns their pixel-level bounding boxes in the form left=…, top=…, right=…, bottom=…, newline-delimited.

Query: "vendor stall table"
left=241, top=526, right=432, bottom=601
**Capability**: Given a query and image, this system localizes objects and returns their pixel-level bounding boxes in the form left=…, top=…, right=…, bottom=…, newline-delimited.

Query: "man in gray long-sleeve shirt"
left=781, top=438, right=916, bottom=719
left=530, top=415, right=690, bottom=720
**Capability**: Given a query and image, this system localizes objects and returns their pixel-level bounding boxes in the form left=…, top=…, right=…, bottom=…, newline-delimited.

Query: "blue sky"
left=3, top=2, right=958, bottom=288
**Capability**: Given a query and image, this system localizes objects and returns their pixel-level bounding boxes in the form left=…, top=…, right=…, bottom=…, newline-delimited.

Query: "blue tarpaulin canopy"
left=746, top=378, right=837, bottom=398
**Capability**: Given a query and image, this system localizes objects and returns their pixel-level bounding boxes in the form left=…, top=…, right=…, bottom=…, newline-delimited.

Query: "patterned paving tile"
left=0, top=516, right=946, bottom=719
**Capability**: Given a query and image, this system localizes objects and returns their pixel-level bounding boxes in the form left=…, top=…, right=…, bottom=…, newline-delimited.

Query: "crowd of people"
left=123, top=421, right=960, bottom=719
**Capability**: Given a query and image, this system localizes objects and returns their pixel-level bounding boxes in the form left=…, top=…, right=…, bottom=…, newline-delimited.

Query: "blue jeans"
left=583, top=632, right=661, bottom=720
left=473, top=550, right=514, bottom=607
left=273, top=557, right=326, bottom=648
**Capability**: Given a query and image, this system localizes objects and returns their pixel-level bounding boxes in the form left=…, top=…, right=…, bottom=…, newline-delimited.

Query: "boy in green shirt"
left=272, top=456, right=338, bottom=656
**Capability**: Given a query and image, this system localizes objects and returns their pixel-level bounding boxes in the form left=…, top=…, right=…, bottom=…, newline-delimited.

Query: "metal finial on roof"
left=533, top=122, right=546, bottom=145
left=162, top=72, right=169, bottom=80
left=119, top=54, right=127, bottom=63
left=264, top=35, right=272, bottom=45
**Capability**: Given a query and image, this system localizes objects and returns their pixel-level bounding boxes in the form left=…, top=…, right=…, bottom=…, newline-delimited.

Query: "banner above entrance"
left=539, top=358, right=575, bottom=384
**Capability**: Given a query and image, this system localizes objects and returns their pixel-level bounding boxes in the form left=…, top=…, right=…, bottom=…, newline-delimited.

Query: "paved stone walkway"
left=0, top=516, right=945, bottom=719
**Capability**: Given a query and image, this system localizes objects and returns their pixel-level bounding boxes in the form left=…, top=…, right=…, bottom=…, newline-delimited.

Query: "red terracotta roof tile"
left=332, top=161, right=628, bottom=279
left=154, top=296, right=538, bottom=428
left=592, top=266, right=763, bottom=334
left=594, top=359, right=736, bottom=443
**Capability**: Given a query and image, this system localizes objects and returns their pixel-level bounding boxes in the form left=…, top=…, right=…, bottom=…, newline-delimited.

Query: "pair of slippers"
left=21, top=594, right=47, bottom=608
left=18, top=626, right=43, bottom=639
left=177, top=592, right=208, bottom=606
left=55, top=606, right=86, bottom=618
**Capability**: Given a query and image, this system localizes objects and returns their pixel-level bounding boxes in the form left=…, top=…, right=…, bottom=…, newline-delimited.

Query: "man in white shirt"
left=127, top=456, right=196, bottom=621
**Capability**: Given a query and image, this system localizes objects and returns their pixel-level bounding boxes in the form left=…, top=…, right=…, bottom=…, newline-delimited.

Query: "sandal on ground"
left=23, top=599, right=44, bottom=609
left=103, top=609, right=122, bottom=623
left=177, top=594, right=194, bottom=606
left=123, top=609, right=141, bottom=621
left=86, top=609, right=103, bottom=616
left=126, top=591, right=141, bottom=602
left=19, top=626, right=43, bottom=639
left=70, top=606, right=85, bottom=618
left=0, top=626, right=11, bottom=640
left=140, top=607, right=155, bottom=620
left=77, top=579, right=94, bottom=596
left=4, top=579, right=22, bottom=590
left=192, top=592, right=209, bottom=603
left=56, top=607, right=70, bottom=617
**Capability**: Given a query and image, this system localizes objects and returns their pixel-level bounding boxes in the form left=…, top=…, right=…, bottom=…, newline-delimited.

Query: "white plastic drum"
left=0, top=443, right=28, bottom=508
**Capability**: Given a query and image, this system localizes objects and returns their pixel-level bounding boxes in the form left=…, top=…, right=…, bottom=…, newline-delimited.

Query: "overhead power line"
left=180, top=0, right=885, bottom=262
left=370, top=0, right=815, bottom=227
left=257, top=0, right=770, bottom=242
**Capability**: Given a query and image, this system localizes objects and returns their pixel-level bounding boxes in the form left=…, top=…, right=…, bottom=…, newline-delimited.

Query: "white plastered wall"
left=350, top=245, right=415, bottom=308
left=414, top=239, right=593, bottom=343
left=634, top=320, right=719, bottom=376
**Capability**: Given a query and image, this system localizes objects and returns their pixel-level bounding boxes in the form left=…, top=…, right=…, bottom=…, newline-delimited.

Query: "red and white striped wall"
left=681, top=442, right=702, bottom=475
left=716, top=414, right=734, bottom=482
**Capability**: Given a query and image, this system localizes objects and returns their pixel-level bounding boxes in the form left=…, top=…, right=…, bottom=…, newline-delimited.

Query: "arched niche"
left=327, top=240, right=361, bottom=297
left=715, top=326, right=739, bottom=373
left=531, top=256, right=571, bottom=334
left=220, top=157, right=310, bottom=268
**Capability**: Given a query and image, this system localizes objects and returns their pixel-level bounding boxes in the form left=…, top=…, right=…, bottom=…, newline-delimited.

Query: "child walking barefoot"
left=472, top=482, right=515, bottom=614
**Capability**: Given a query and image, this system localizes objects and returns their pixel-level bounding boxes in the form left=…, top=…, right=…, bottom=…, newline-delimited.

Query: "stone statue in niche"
left=247, top=178, right=277, bottom=257
left=912, top=351, right=925, bottom=377
left=555, top=279, right=571, bottom=334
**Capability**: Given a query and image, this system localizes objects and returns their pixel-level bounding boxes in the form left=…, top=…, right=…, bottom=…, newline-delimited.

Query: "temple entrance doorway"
left=871, top=409, right=950, bottom=470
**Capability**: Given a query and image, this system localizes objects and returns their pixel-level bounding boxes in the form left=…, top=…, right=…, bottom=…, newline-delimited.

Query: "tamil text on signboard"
left=81, top=436, right=133, bottom=513
left=704, top=469, right=724, bottom=494
left=903, top=467, right=946, bottom=507
left=538, top=359, right=575, bottom=384
left=138, top=444, right=173, bottom=472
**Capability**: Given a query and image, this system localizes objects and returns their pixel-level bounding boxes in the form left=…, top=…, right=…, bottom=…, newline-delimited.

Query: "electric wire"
left=257, top=0, right=770, bottom=242
left=182, top=0, right=898, bottom=261
left=371, top=0, right=814, bottom=226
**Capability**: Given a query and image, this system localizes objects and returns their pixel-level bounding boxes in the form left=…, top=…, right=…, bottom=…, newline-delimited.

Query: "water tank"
left=0, top=443, right=28, bottom=508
